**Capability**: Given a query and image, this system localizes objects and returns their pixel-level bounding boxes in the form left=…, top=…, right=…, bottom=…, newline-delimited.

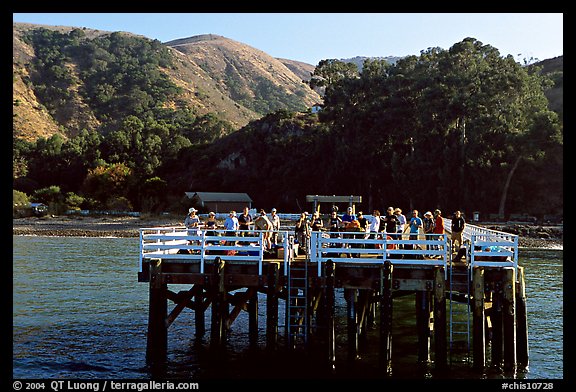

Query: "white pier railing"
left=139, top=220, right=518, bottom=277
left=139, top=228, right=292, bottom=275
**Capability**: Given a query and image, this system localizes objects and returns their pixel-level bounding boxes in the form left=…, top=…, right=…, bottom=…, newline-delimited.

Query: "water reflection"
left=12, top=237, right=562, bottom=379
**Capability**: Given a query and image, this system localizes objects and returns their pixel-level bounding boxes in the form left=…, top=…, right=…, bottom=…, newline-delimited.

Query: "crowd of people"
left=182, top=205, right=466, bottom=253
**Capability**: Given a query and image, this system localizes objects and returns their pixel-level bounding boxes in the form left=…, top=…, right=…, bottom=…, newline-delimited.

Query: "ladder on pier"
left=286, top=258, right=309, bottom=349
left=448, top=246, right=472, bottom=362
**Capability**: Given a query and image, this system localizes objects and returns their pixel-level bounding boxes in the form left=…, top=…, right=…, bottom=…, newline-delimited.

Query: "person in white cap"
left=423, top=211, right=436, bottom=250
left=184, top=207, right=200, bottom=229
left=269, top=208, right=281, bottom=246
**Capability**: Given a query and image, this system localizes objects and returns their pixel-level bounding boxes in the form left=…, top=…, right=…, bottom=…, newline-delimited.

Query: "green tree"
left=82, top=163, right=134, bottom=208
left=13, top=189, right=30, bottom=208
left=309, top=59, right=359, bottom=91
left=140, top=176, right=168, bottom=212
left=314, top=38, right=562, bottom=216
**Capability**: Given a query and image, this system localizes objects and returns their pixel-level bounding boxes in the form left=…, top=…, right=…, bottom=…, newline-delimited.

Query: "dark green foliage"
left=22, top=28, right=182, bottom=127
left=165, top=39, right=561, bottom=217
left=14, top=34, right=562, bottom=218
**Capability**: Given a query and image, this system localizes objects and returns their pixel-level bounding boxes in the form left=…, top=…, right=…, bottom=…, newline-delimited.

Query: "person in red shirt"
left=433, top=209, right=445, bottom=252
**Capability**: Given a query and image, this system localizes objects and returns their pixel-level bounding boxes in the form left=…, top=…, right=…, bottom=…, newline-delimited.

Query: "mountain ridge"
left=12, top=23, right=321, bottom=141
left=13, top=22, right=562, bottom=143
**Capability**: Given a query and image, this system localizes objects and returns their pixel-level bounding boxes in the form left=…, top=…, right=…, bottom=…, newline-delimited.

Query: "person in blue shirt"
left=342, top=207, right=357, bottom=224
left=407, top=210, right=423, bottom=250
left=224, top=210, right=239, bottom=245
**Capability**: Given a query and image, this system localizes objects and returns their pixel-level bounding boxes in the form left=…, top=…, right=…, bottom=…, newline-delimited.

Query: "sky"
left=12, top=13, right=563, bottom=66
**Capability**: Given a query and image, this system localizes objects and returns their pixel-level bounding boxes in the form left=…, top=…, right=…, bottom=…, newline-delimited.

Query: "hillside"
left=533, top=55, right=563, bottom=120
left=164, top=34, right=321, bottom=114
left=277, top=58, right=316, bottom=83
left=12, top=24, right=321, bottom=141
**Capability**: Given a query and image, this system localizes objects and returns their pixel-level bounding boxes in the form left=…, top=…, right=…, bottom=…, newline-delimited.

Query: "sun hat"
left=271, top=208, right=277, bottom=212
left=189, top=208, right=197, bottom=213
left=424, top=211, right=432, bottom=217
left=209, top=211, right=215, bottom=216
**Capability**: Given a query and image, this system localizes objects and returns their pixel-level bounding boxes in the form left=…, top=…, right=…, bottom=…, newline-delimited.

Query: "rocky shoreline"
left=13, top=215, right=563, bottom=249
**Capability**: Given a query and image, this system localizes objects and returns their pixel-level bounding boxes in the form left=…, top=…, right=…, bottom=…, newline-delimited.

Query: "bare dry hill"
left=13, top=24, right=321, bottom=141
left=164, top=34, right=321, bottom=114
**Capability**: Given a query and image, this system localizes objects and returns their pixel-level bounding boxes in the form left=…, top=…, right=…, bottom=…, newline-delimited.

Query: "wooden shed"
left=185, top=192, right=252, bottom=213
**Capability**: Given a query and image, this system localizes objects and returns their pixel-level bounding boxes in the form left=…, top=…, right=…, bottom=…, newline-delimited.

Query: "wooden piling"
left=416, top=290, right=431, bottom=362
left=194, top=285, right=205, bottom=337
left=325, top=259, right=336, bottom=367
left=516, top=267, right=529, bottom=368
left=472, top=267, right=485, bottom=369
left=248, top=288, right=258, bottom=346
left=433, top=266, right=447, bottom=369
left=380, top=260, right=393, bottom=372
left=503, top=268, right=516, bottom=371
left=367, top=291, right=377, bottom=328
left=357, top=290, right=371, bottom=347
left=345, top=288, right=359, bottom=360
left=146, top=259, right=167, bottom=366
left=210, top=257, right=227, bottom=348
left=266, top=262, right=279, bottom=350
left=491, top=283, right=503, bottom=368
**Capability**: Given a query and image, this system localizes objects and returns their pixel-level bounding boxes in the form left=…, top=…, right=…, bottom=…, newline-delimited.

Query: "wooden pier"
left=138, top=221, right=527, bottom=373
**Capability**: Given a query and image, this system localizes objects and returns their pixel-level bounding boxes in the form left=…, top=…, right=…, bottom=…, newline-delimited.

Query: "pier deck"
left=138, top=222, right=526, bottom=373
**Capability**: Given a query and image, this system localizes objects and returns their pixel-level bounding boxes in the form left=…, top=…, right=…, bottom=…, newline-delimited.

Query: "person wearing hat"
left=184, top=207, right=200, bottom=229
left=423, top=211, right=436, bottom=250
left=342, top=206, right=357, bottom=225
left=269, top=208, right=281, bottom=246
left=294, top=212, right=311, bottom=254
left=394, top=208, right=407, bottom=241
left=204, top=211, right=219, bottom=243
left=223, top=210, right=239, bottom=244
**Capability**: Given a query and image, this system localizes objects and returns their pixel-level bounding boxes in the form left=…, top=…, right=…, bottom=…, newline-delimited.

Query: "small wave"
left=520, top=244, right=563, bottom=250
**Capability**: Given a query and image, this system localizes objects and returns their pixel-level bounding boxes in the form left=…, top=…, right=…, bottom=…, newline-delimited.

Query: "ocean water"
left=12, top=236, right=563, bottom=381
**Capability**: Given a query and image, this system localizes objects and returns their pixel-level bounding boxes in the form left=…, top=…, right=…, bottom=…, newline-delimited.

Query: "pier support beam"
left=194, top=285, right=205, bottom=337
left=516, top=267, right=529, bottom=368
left=266, top=262, right=279, bottom=350
left=345, top=288, right=359, bottom=360
left=210, top=257, right=227, bottom=348
left=325, top=260, right=336, bottom=367
left=491, top=283, right=503, bottom=368
left=146, top=259, right=167, bottom=366
left=357, top=290, right=371, bottom=348
left=416, top=290, right=431, bottom=362
left=472, top=267, right=485, bottom=369
left=380, top=260, right=393, bottom=372
left=248, top=289, right=258, bottom=346
left=503, top=268, right=517, bottom=371
left=433, top=266, right=447, bottom=369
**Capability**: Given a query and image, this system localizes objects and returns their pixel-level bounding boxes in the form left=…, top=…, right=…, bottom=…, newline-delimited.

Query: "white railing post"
left=200, top=230, right=206, bottom=274
left=139, top=229, right=144, bottom=273
left=259, top=231, right=264, bottom=276
left=284, top=232, right=290, bottom=275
